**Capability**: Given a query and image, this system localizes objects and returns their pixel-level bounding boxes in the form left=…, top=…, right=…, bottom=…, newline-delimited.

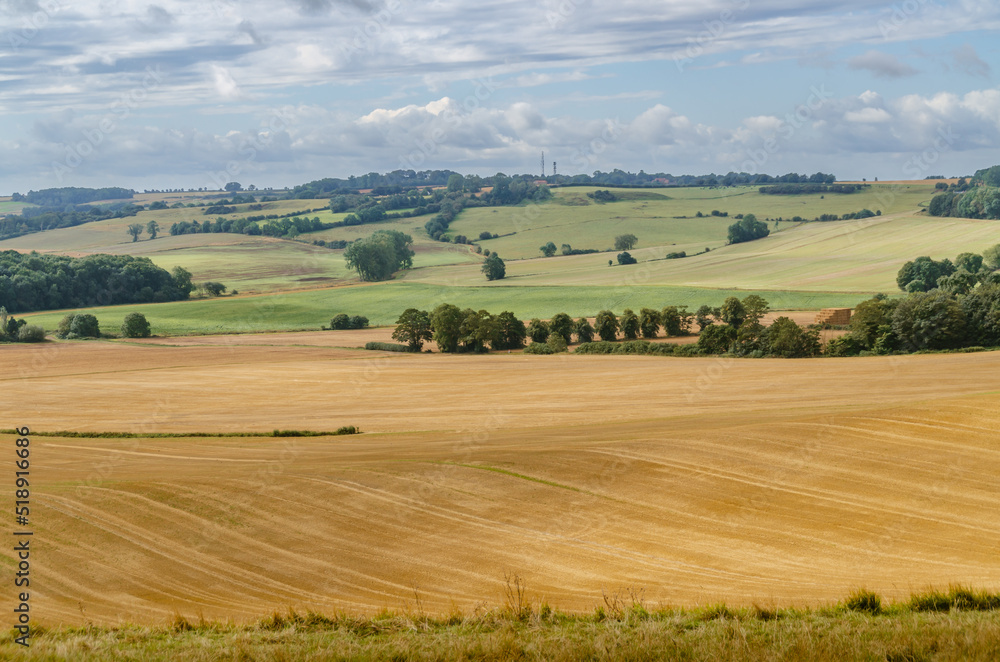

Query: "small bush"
left=524, top=342, right=557, bottom=355
left=121, top=312, right=151, bottom=338
left=845, top=588, right=882, bottom=614
left=17, top=325, right=46, bottom=342
left=909, top=590, right=951, bottom=613
left=364, top=341, right=417, bottom=353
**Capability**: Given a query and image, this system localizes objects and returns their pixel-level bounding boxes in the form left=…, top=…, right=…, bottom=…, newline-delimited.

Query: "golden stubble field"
left=4, top=339, right=1000, bottom=626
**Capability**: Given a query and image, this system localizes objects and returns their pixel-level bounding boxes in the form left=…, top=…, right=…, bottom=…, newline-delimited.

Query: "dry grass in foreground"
left=2, top=588, right=998, bottom=661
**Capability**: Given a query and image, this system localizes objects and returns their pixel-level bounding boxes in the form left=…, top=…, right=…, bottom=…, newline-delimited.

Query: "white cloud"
left=845, top=108, right=891, bottom=123
left=210, top=65, right=241, bottom=99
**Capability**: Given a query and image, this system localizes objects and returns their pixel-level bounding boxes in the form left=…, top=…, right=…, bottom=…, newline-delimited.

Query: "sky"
left=1, top=0, right=999, bottom=193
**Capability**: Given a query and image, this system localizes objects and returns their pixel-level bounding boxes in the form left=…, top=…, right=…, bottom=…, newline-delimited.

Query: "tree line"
left=11, top=187, right=134, bottom=206
left=0, top=202, right=143, bottom=241
left=927, top=165, right=1000, bottom=219
left=386, top=294, right=820, bottom=358
left=0, top=251, right=194, bottom=313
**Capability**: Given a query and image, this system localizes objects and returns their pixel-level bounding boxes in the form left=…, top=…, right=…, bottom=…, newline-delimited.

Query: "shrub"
left=120, top=313, right=151, bottom=338
left=56, top=313, right=100, bottom=339
left=330, top=313, right=351, bottom=330
left=523, top=342, right=557, bottom=354
left=17, top=325, right=45, bottom=342
left=364, top=341, right=417, bottom=352
left=845, top=589, right=882, bottom=615
left=616, top=251, right=637, bottom=265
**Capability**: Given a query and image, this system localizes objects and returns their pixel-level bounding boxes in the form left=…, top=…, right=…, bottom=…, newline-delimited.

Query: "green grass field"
left=8, top=182, right=993, bottom=334
left=451, top=184, right=936, bottom=260
left=21, top=282, right=871, bottom=335
left=3, top=591, right=998, bottom=661
left=409, top=211, right=1000, bottom=293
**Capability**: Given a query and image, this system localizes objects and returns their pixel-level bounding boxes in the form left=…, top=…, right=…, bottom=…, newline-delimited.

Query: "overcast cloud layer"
left=1, top=0, right=999, bottom=192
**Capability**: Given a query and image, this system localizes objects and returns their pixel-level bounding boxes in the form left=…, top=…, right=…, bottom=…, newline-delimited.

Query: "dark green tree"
left=430, top=303, right=464, bottom=353
left=481, top=253, right=506, bottom=281
left=146, top=220, right=159, bottom=239
left=344, top=230, right=414, bottom=281
left=549, top=313, right=574, bottom=344
left=741, top=294, right=769, bottom=325
left=849, top=295, right=897, bottom=349
left=392, top=308, right=433, bottom=351
left=766, top=317, right=821, bottom=358
left=126, top=223, right=144, bottom=242
left=896, top=256, right=955, bottom=292
left=697, top=324, right=736, bottom=354
left=171, top=266, right=195, bottom=297
left=459, top=309, right=497, bottom=353
left=616, top=251, right=637, bottom=265
left=493, top=311, right=526, bottom=350
left=574, top=317, right=595, bottom=343
left=639, top=308, right=661, bottom=338
left=727, top=213, right=770, bottom=244
left=527, top=318, right=550, bottom=344
left=720, top=297, right=747, bottom=328
left=891, top=291, right=966, bottom=351
left=695, top=305, right=715, bottom=332
left=614, top=234, right=638, bottom=251
left=121, top=312, right=151, bottom=338
left=594, top=310, right=619, bottom=341
left=620, top=309, right=639, bottom=340
left=540, top=241, right=557, bottom=257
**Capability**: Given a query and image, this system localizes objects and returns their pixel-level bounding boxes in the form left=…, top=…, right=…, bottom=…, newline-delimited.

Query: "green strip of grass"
left=3, top=588, right=998, bottom=661
left=21, top=282, right=871, bottom=336
left=1, top=427, right=360, bottom=438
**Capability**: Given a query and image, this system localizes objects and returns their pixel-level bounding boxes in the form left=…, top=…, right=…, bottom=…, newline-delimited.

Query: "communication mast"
left=541, top=151, right=545, bottom=179
left=553, top=161, right=557, bottom=177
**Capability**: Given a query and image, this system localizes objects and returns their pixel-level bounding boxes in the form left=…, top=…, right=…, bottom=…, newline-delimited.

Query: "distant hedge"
left=364, top=341, right=417, bottom=352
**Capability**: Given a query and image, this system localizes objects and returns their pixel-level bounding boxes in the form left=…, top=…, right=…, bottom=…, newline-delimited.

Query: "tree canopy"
left=344, top=230, right=414, bottom=281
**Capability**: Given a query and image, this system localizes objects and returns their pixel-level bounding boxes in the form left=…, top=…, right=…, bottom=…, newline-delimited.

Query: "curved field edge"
left=19, top=282, right=869, bottom=335
left=3, top=599, right=999, bottom=662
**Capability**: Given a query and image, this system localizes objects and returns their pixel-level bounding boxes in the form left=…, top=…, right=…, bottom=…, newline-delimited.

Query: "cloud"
left=238, top=20, right=266, bottom=46
left=294, top=0, right=378, bottom=15
left=848, top=50, right=919, bottom=78
left=952, top=44, right=990, bottom=78
left=209, top=64, right=241, bottom=99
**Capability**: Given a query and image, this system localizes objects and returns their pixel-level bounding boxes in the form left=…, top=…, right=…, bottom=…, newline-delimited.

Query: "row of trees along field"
left=385, top=295, right=820, bottom=358
left=927, top=165, right=1000, bottom=219
left=0, top=251, right=195, bottom=313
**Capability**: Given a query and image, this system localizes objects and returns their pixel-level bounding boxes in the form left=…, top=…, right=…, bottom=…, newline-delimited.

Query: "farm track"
left=5, top=342, right=1000, bottom=625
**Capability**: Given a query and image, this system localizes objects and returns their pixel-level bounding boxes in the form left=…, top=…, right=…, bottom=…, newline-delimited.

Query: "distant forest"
left=0, top=251, right=192, bottom=313
left=2, top=169, right=841, bottom=243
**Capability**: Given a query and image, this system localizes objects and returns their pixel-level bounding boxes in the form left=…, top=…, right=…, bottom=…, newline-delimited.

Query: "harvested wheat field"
left=5, top=341, right=1000, bottom=626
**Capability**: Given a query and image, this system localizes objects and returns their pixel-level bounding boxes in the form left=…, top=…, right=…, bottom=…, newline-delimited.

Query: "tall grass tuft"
left=845, top=588, right=882, bottom=614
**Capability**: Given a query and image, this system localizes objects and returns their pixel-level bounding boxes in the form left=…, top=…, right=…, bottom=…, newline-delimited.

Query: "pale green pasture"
left=406, top=212, right=1000, bottom=293
left=21, top=282, right=871, bottom=336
